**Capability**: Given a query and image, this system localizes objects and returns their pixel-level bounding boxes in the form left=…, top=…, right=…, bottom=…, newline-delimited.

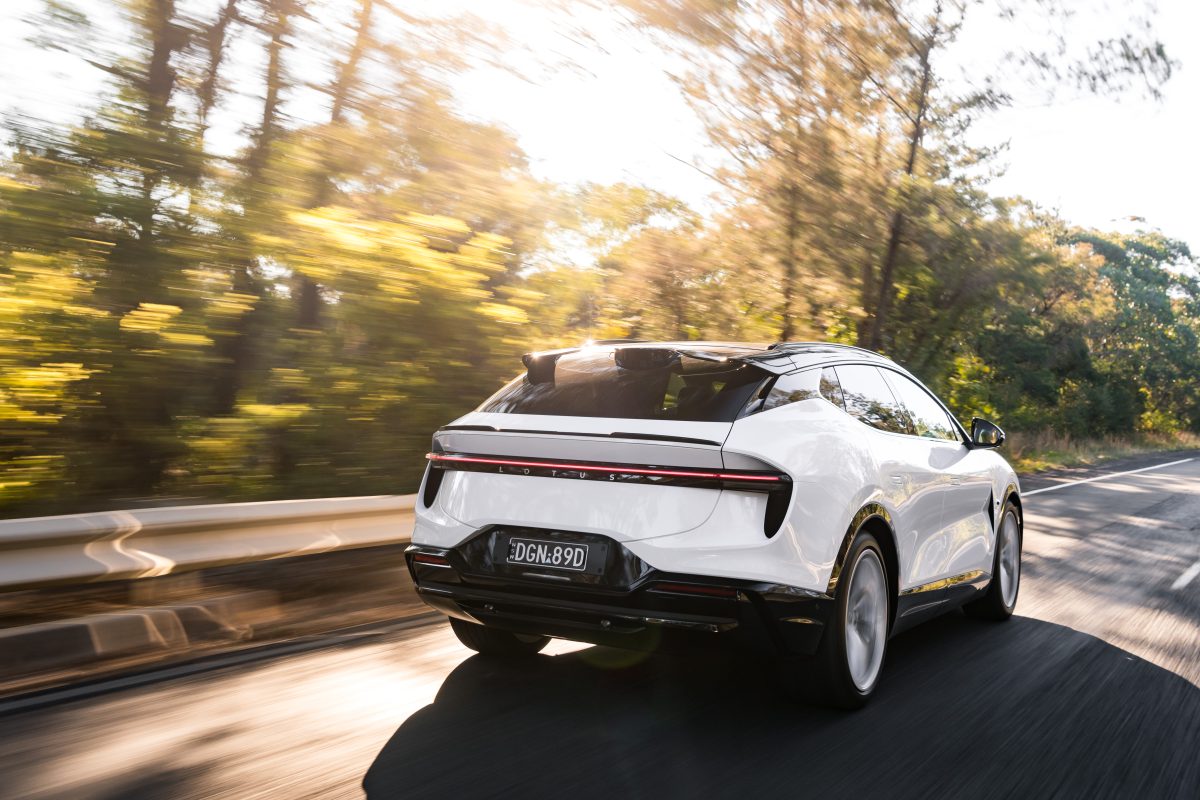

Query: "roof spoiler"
left=521, top=348, right=577, bottom=384
left=521, top=343, right=798, bottom=383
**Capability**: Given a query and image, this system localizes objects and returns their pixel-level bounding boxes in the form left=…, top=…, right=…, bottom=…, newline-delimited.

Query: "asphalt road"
left=2, top=456, right=1199, bottom=800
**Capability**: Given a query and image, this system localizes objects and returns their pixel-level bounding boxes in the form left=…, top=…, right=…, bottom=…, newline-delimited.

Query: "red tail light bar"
left=426, top=452, right=789, bottom=492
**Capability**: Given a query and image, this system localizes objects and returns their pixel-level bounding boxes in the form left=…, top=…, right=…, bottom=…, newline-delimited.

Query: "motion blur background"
left=2, top=0, right=1198, bottom=520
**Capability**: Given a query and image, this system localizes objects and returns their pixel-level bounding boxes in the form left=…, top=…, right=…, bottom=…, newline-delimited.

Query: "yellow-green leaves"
left=120, top=303, right=213, bottom=347
left=120, top=303, right=182, bottom=333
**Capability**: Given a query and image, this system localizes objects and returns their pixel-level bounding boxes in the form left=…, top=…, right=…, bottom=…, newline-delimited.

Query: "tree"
left=1, top=0, right=555, bottom=512
left=618, top=0, right=1174, bottom=352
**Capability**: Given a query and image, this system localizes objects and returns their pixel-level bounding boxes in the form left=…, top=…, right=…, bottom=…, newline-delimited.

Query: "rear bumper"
left=406, top=539, right=835, bottom=657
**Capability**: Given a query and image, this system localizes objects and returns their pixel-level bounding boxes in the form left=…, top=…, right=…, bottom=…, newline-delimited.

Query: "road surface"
left=1, top=456, right=1198, bottom=799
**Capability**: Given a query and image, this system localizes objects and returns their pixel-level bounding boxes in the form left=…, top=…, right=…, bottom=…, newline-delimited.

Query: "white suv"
left=407, top=341, right=1022, bottom=707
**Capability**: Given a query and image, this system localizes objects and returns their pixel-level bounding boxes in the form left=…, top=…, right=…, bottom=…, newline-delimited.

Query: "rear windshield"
left=478, top=349, right=767, bottom=421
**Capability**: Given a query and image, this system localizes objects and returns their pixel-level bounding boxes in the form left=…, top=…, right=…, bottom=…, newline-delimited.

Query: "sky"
left=1, top=0, right=1197, bottom=251
left=957, top=1, right=1200, bottom=248
left=444, top=0, right=1200, bottom=250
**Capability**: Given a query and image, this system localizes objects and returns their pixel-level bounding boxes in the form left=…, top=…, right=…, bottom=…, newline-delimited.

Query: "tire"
left=964, top=500, right=1022, bottom=621
left=448, top=617, right=550, bottom=657
left=784, top=530, right=891, bottom=709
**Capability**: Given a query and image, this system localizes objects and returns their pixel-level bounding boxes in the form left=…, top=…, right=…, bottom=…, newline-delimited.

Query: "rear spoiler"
left=521, top=348, right=577, bottom=383
left=521, top=346, right=797, bottom=384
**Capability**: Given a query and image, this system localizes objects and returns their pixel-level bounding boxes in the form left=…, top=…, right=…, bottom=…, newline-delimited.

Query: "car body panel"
left=719, top=396, right=874, bottom=591
left=435, top=425, right=727, bottom=469
left=432, top=470, right=725, bottom=541
left=936, top=446, right=999, bottom=579
left=427, top=412, right=757, bottom=541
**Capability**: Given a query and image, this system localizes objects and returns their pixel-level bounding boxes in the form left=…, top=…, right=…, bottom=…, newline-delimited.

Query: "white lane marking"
left=1023, top=457, right=1195, bottom=497
left=1172, top=561, right=1200, bottom=591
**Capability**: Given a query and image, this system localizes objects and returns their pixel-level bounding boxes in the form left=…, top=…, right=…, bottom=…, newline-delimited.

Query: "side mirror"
left=970, top=417, right=1005, bottom=449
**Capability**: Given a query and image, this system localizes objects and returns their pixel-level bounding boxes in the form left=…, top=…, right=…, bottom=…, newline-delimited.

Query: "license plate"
left=507, top=538, right=589, bottom=571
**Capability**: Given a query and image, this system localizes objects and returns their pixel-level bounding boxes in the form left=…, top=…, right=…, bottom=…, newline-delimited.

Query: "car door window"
left=881, top=371, right=961, bottom=442
left=833, top=364, right=911, bottom=435
left=761, top=367, right=844, bottom=412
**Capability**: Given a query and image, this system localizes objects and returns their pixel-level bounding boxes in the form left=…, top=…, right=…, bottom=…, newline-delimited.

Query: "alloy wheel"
left=999, top=512, right=1021, bottom=608
left=845, top=548, right=888, bottom=691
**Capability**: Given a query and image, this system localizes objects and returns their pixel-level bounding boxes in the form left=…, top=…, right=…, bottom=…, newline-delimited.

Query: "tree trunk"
left=128, top=0, right=183, bottom=308
left=111, top=0, right=187, bottom=495
left=184, top=0, right=238, bottom=222
left=856, top=118, right=887, bottom=344
left=246, top=1, right=290, bottom=179
left=138, top=0, right=181, bottom=245
left=329, top=0, right=374, bottom=127
left=213, top=0, right=292, bottom=414
left=778, top=0, right=809, bottom=343
left=298, top=0, right=376, bottom=328
left=196, top=0, right=240, bottom=142
left=864, top=7, right=940, bottom=352
left=779, top=182, right=801, bottom=341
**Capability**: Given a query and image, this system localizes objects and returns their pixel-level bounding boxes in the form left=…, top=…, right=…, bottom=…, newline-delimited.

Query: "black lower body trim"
left=405, top=536, right=834, bottom=657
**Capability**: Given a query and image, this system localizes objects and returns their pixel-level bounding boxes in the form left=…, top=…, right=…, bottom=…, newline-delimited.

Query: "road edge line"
left=1023, top=457, right=1195, bottom=497
left=1171, top=561, right=1200, bottom=591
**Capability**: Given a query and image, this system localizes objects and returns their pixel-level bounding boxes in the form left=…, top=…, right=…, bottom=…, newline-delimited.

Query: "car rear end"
left=406, top=343, right=835, bottom=656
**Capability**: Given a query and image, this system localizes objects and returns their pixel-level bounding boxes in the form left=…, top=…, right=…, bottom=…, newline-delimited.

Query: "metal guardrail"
left=0, top=495, right=416, bottom=591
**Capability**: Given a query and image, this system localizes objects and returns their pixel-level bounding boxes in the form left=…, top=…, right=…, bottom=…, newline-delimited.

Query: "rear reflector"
left=413, top=553, right=451, bottom=566
left=651, top=582, right=739, bottom=599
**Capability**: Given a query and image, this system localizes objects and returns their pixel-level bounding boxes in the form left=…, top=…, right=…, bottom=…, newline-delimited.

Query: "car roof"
left=591, top=340, right=769, bottom=356
left=762, top=341, right=895, bottom=369
left=591, top=340, right=894, bottom=369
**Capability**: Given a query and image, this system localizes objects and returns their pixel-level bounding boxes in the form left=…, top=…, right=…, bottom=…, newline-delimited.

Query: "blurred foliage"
left=1, top=0, right=1197, bottom=517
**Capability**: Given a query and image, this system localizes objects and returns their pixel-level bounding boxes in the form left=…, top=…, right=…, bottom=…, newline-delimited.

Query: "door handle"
left=890, top=475, right=904, bottom=485
left=950, top=477, right=963, bottom=485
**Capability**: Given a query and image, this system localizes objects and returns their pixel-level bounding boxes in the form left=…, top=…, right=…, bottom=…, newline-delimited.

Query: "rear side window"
left=881, top=371, right=961, bottom=441
left=479, top=349, right=768, bottom=421
left=762, top=367, right=844, bottom=412
left=833, top=365, right=911, bottom=435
